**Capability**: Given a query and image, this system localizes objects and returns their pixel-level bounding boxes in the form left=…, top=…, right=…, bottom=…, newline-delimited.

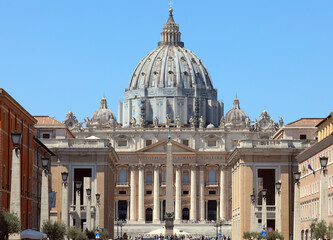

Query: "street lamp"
left=294, top=172, right=301, bottom=184
left=75, top=181, right=82, bottom=190
left=86, top=188, right=91, bottom=197
left=11, top=131, right=22, bottom=149
left=96, top=193, right=100, bottom=202
left=61, top=172, right=68, bottom=183
left=41, top=157, right=49, bottom=172
left=262, top=189, right=267, bottom=198
left=10, top=131, right=22, bottom=227
left=275, top=181, right=282, bottom=193
left=251, top=194, right=256, bottom=203
left=320, top=156, right=328, bottom=172
left=214, top=220, right=223, bottom=239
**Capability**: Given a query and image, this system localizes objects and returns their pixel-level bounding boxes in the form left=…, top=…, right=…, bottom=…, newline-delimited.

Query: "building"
left=63, top=7, right=289, bottom=238
left=0, top=88, right=37, bottom=229
left=296, top=112, right=333, bottom=239
left=35, top=116, right=118, bottom=237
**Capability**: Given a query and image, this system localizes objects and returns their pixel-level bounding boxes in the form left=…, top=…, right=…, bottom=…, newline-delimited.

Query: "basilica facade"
left=63, top=7, right=282, bottom=229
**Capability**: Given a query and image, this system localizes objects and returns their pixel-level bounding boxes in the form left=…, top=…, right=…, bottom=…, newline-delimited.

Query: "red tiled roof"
left=287, top=118, right=323, bottom=127
left=34, top=116, right=64, bottom=126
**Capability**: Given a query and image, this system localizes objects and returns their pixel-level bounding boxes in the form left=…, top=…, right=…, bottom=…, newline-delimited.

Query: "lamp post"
left=9, top=131, right=22, bottom=230
left=320, top=157, right=329, bottom=222
left=95, top=193, right=100, bottom=230
left=214, top=220, right=223, bottom=239
left=61, top=172, right=69, bottom=226
left=250, top=194, right=256, bottom=232
left=262, top=189, right=267, bottom=230
left=116, top=219, right=125, bottom=239
left=293, top=172, right=301, bottom=240
left=86, top=188, right=91, bottom=230
left=40, top=157, right=50, bottom=229
left=75, top=181, right=82, bottom=228
left=275, top=181, right=282, bottom=232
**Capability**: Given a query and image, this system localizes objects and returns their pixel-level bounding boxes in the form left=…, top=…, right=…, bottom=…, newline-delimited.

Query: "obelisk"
left=165, top=127, right=174, bottom=236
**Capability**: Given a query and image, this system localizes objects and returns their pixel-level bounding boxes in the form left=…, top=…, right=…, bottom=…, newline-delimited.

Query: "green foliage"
left=310, top=220, right=328, bottom=240
left=0, top=210, right=21, bottom=240
left=41, top=220, right=67, bottom=240
left=266, top=230, right=284, bottom=240
left=85, top=228, right=95, bottom=239
left=67, top=227, right=87, bottom=240
left=327, top=223, right=333, bottom=239
left=100, top=230, right=109, bottom=240
left=242, top=232, right=260, bottom=240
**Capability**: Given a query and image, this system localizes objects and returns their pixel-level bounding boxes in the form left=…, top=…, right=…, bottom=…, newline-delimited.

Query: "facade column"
left=95, top=201, right=100, bottom=229
left=129, top=165, right=137, bottom=222
left=320, top=167, right=328, bottom=221
left=190, top=164, right=197, bottom=221
left=275, top=186, right=281, bottom=232
left=153, top=164, right=160, bottom=223
left=262, top=194, right=267, bottom=230
left=127, top=200, right=130, bottom=221
left=175, top=164, right=182, bottom=223
left=294, top=179, right=300, bottom=240
left=75, top=189, right=81, bottom=228
left=61, top=180, right=68, bottom=226
left=199, top=165, right=205, bottom=222
left=250, top=195, right=256, bottom=232
left=115, top=200, right=118, bottom=220
left=9, top=148, right=21, bottom=223
left=40, top=169, right=49, bottom=228
left=219, top=165, right=226, bottom=220
left=138, top=164, right=145, bottom=222
left=86, top=193, right=91, bottom=230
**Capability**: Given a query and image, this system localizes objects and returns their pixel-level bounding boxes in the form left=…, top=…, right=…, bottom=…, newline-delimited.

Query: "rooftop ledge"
left=237, top=139, right=313, bottom=149
left=39, top=138, right=112, bottom=148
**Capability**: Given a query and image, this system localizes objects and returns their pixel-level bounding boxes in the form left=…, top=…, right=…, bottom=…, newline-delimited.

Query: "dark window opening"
left=74, top=168, right=92, bottom=204
left=183, top=190, right=189, bottom=195
left=146, top=190, right=152, bottom=195
left=182, top=139, right=189, bottom=146
left=209, top=190, right=216, bottom=195
left=300, top=134, right=307, bottom=140
left=118, top=200, right=128, bottom=220
left=146, top=140, right=152, bottom=146
left=119, top=191, right=126, bottom=195
left=42, top=133, right=50, bottom=139
left=257, top=169, right=275, bottom=205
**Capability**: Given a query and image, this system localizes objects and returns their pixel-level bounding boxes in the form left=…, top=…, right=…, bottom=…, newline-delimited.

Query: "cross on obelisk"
left=165, top=126, right=174, bottom=236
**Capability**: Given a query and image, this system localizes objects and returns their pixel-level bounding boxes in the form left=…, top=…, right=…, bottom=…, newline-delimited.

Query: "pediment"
left=137, top=138, right=197, bottom=153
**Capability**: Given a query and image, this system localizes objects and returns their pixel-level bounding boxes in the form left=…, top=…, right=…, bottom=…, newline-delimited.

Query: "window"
left=42, top=133, right=50, bottom=139
left=146, top=171, right=152, bottom=184
left=118, top=140, right=128, bottom=147
left=182, top=139, right=189, bottom=146
left=183, top=190, right=189, bottom=195
left=208, top=140, right=216, bottom=147
left=146, top=140, right=152, bottom=146
left=119, top=170, right=127, bottom=184
left=183, top=172, right=189, bottom=184
left=119, top=191, right=126, bottom=195
left=209, top=190, right=216, bottom=195
left=146, top=190, right=152, bottom=195
left=208, top=169, right=216, bottom=183
left=300, top=134, right=307, bottom=140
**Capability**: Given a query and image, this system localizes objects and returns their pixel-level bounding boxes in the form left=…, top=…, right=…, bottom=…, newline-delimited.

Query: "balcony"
left=206, top=182, right=218, bottom=188
left=116, top=182, right=129, bottom=187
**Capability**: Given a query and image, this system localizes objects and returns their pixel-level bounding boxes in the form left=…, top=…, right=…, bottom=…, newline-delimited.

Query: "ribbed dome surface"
left=128, top=45, right=213, bottom=91
left=91, top=97, right=116, bottom=124
left=225, top=97, right=248, bottom=122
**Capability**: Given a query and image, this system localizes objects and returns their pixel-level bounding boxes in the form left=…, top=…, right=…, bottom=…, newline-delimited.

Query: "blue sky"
left=1, top=0, right=332, bottom=124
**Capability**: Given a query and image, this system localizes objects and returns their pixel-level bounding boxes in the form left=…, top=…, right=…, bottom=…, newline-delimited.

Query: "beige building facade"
left=296, top=112, right=333, bottom=240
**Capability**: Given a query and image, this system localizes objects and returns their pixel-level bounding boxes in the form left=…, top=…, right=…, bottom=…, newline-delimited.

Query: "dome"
left=225, top=96, right=248, bottom=122
left=119, top=7, right=223, bottom=127
left=91, top=96, right=116, bottom=125
left=128, top=45, right=213, bottom=90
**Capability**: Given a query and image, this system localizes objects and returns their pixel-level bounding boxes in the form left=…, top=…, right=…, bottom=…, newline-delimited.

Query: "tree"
left=85, top=228, right=95, bottom=239
left=266, top=231, right=284, bottom=240
left=242, top=232, right=259, bottom=240
left=100, top=230, right=109, bottom=240
left=67, top=227, right=87, bottom=240
left=0, top=210, right=21, bottom=240
left=41, top=220, right=67, bottom=240
left=310, top=220, right=328, bottom=240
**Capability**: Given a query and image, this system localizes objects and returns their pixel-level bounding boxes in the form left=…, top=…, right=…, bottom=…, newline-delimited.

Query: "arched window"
left=119, top=169, right=127, bottom=184
left=208, top=169, right=216, bottom=183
